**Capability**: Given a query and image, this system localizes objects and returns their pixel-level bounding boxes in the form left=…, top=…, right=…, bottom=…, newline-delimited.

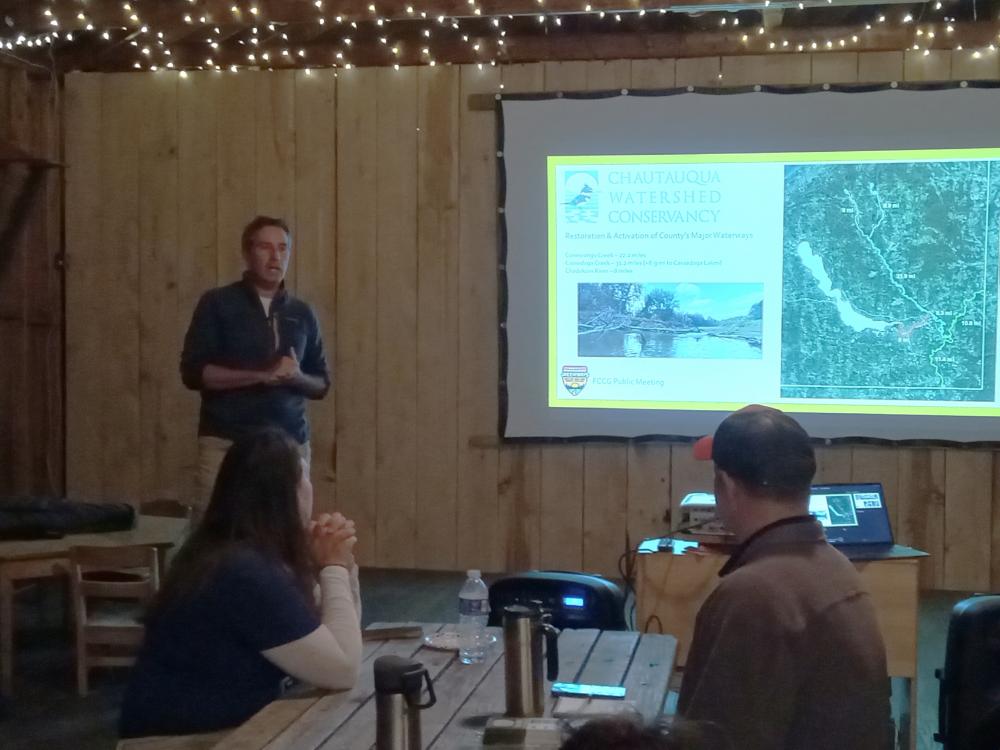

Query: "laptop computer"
left=809, top=482, right=895, bottom=560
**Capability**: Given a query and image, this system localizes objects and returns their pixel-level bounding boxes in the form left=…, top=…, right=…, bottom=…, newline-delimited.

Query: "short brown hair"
left=712, top=408, right=815, bottom=500
left=241, top=215, right=291, bottom=254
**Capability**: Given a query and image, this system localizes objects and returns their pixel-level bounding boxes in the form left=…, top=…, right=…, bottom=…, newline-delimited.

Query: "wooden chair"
left=70, top=544, right=160, bottom=696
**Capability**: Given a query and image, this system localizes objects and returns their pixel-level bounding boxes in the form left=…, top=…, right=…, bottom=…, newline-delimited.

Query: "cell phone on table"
left=551, top=682, right=627, bottom=699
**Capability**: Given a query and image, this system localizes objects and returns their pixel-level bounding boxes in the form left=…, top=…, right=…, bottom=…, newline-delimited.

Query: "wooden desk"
left=140, top=623, right=677, bottom=750
left=636, top=544, right=923, bottom=749
left=0, top=514, right=189, bottom=696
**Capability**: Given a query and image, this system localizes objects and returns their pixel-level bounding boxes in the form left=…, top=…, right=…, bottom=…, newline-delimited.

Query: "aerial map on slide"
left=781, top=160, right=1000, bottom=402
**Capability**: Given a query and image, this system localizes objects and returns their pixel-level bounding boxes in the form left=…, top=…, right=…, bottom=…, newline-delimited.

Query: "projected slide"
left=548, top=150, right=1000, bottom=416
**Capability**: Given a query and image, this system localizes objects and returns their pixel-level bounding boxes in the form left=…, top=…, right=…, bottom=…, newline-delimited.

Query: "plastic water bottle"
left=458, top=569, right=490, bottom=664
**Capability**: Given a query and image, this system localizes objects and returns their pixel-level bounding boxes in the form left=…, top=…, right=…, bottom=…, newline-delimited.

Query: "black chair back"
left=936, top=594, right=1000, bottom=750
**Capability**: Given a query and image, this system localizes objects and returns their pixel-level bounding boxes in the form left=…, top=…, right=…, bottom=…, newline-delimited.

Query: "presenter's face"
left=246, top=225, right=291, bottom=287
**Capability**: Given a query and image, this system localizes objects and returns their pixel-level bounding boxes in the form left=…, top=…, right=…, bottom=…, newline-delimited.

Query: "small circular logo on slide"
left=561, top=365, right=589, bottom=396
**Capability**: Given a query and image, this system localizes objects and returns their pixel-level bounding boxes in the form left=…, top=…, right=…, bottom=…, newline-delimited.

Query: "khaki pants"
left=196, top=436, right=311, bottom=518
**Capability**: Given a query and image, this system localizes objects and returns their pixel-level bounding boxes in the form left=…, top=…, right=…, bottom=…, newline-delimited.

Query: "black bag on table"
left=0, top=496, right=136, bottom=540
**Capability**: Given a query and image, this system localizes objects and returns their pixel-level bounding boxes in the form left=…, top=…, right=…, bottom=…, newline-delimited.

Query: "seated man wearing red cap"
left=677, top=405, right=890, bottom=750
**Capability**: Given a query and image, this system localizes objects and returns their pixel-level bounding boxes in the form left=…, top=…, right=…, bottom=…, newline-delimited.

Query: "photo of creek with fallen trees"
left=577, top=282, right=764, bottom=359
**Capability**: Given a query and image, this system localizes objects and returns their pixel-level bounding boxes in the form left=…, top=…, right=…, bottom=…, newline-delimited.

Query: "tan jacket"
left=677, top=516, right=891, bottom=750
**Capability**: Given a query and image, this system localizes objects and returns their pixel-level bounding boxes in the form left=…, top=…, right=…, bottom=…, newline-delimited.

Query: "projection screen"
left=500, top=85, right=1000, bottom=442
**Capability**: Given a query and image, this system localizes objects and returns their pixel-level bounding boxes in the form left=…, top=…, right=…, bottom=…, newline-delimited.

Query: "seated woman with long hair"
left=119, top=429, right=362, bottom=738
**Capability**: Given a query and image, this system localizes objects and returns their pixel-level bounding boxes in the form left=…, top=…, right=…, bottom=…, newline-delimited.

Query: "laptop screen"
left=809, top=483, right=894, bottom=546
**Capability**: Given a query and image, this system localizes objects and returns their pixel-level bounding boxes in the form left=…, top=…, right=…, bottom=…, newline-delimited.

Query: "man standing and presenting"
left=181, top=216, right=330, bottom=513
left=677, top=405, right=890, bottom=750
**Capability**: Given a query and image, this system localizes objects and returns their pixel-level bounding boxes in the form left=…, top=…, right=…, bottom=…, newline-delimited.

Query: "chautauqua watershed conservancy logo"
left=563, top=171, right=599, bottom=223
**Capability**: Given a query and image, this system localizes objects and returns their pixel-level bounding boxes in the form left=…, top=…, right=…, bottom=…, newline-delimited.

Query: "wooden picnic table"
left=140, top=623, right=677, bottom=750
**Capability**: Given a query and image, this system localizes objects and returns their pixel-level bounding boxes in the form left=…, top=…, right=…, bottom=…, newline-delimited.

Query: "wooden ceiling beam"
left=45, top=21, right=999, bottom=72
left=1, top=0, right=930, bottom=36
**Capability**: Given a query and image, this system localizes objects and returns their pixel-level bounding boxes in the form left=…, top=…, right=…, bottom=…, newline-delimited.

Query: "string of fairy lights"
left=3, top=1, right=1000, bottom=74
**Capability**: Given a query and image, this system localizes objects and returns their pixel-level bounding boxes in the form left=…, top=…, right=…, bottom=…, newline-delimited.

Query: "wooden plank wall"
left=63, top=51, right=1000, bottom=590
left=0, top=66, right=62, bottom=498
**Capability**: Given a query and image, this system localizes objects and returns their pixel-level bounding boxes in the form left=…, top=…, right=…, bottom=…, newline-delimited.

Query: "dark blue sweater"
left=180, top=277, right=330, bottom=444
left=119, top=549, right=319, bottom=737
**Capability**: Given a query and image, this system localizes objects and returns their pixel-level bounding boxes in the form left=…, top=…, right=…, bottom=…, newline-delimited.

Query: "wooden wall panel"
left=175, top=73, right=219, bottom=505
left=99, top=74, right=142, bottom=501
left=583, top=443, right=629, bottom=574
left=943, top=450, right=993, bottom=591
left=293, top=69, right=338, bottom=516
left=904, top=49, right=952, bottom=82
left=539, top=443, right=585, bottom=570
left=814, top=446, right=852, bottom=484
left=373, top=66, right=419, bottom=569
left=0, top=70, right=20, bottom=486
left=28, top=76, right=63, bottom=494
left=897, top=448, right=946, bottom=589
left=585, top=59, right=631, bottom=91
left=626, top=443, right=671, bottom=544
left=65, top=73, right=103, bottom=499
left=416, top=65, right=461, bottom=571
left=335, top=68, right=379, bottom=566
left=498, top=442, right=542, bottom=572
left=858, top=51, right=904, bottom=82
left=675, top=57, right=722, bottom=87
left=811, top=53, right=859, bottom=83
left=215, top=74, right=256, bottom=284
left=721, top=54, right=811, bottom=86
left=137, top=74, right=180, bottom=503
left=61, top=59, right=1000, bottom=586
left=952, top=49, right=1000, bottom=80
left=457, top=64, right=503, bottom=573
left=629, top=59, right=676, bottom=89
left=0, top=68, right=61, bottom=499
left=2, top=69, right=32, bottom=493
left=255, top=71, right=297, bottom=289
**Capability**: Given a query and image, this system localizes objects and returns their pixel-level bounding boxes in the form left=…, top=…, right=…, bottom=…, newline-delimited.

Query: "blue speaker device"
left=487, top=571, right=627, bottom=631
